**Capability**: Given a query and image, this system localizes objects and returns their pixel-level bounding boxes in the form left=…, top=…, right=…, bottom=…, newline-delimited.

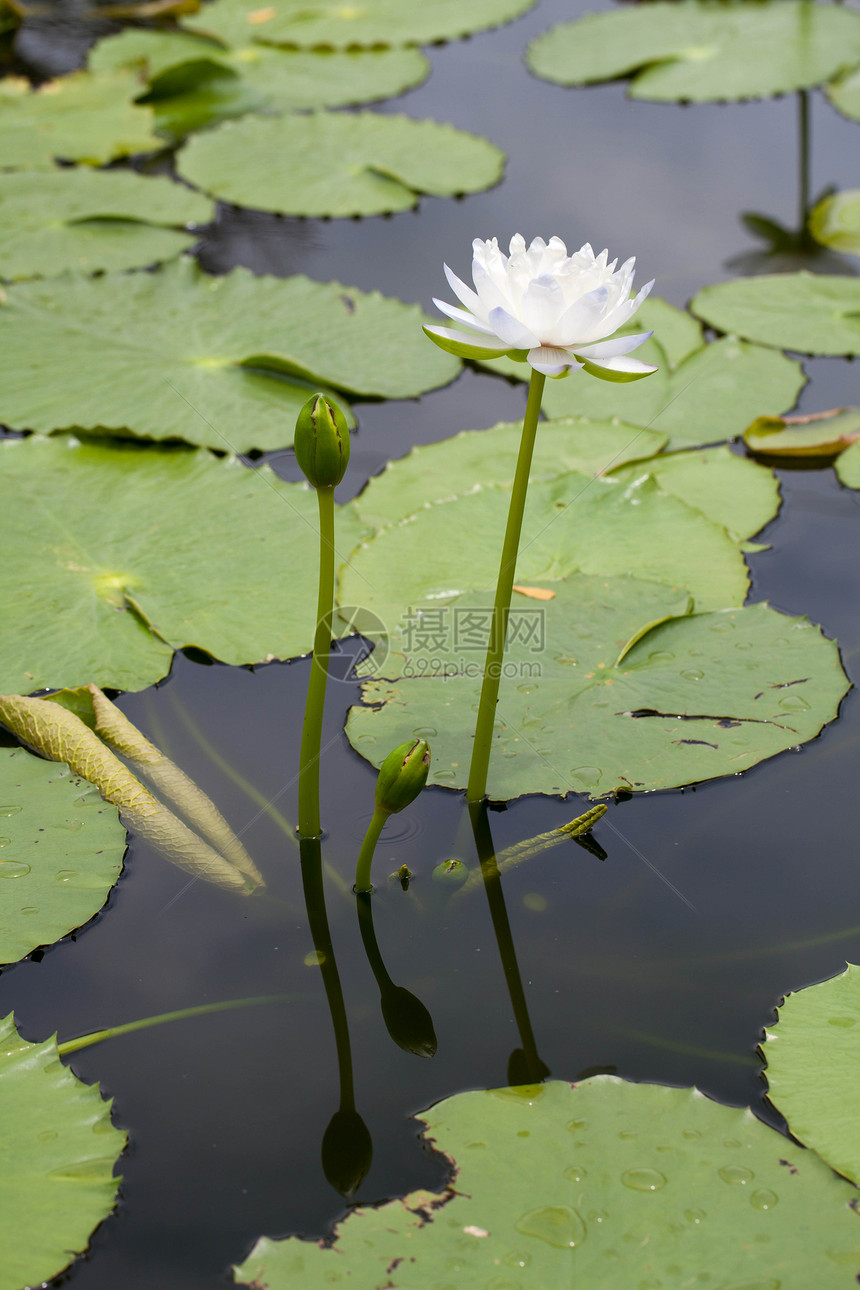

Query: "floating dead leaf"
left=512, top=585, right=556, bottom=601
left=744, top=407, right=860, bottom=459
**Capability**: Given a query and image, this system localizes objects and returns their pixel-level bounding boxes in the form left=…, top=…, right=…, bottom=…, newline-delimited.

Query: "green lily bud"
left=432, top=857, right=469, bottom=886
left=374, top=739, right=430, bottom=816
left=294, top=393, right=350, bottom=489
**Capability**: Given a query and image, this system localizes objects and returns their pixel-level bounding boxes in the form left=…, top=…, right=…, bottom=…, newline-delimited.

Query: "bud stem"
left=354, top=804, right=388, bottom=893
left=298, top=485, right=336, bottom=839
left=467, top=368, right=546, bottom=803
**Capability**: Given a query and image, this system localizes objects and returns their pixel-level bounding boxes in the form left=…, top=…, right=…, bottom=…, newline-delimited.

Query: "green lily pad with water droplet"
left=177, top=109, right=505, bottom=217
left=89, top=27, right=430, bottom=138
left=0, top=434, right=369, bottom=695
left=234, top=1077, right=860, bottom=1287
left=526, top=0, right=860, bottom=102
left=0, top=747, right=125, bottom=964
left=345, top=575, right=847, bottom=800
left=0, top=71, right=160, bottom=170
left=692, top=274, right=860, bottom=357
left=0, top=168, right=213, bottom=281
left=0, top=1012, right=125, bottom=1290
left=764, top=963, right=860, bottom=1188
left=0, top=258, right=459, bottom=450
left=187, top=0, right=538, bottom=50
left=341, top=470, right=751, bottom=637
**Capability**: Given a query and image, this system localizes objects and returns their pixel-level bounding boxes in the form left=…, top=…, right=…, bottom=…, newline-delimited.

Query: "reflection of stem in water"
left=798, top=88, right=811, bottom=235
left=469, top=802, right=549, bottom=1086
left=157, top=693, right=298, bottom=850
left=356, top=892, right=437, bottom=1058
left=301, top=836, right=372, bottom=1195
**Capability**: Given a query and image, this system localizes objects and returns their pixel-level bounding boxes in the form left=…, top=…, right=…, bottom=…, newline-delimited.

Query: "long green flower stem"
left=467, top=369, right=546, bottom=803
left=354, top=805, right=388, bottom=893
left=298, top=485, right=336, bottom=839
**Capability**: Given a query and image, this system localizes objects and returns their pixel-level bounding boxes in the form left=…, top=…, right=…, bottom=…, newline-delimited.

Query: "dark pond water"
left=2, top=1, right=860, bottom=1286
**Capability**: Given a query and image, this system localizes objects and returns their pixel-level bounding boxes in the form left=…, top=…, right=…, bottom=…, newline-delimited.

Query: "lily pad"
left=346, top=577, right=847, bottom=800
left=188, top=0, right=539, bottom=51
left=827, top=65, right=860, bottom=124
left=0, top=168, right=213, bottom=281
left=809, top=190, right=860, bottom=257
left=692, top=274, right=860, bottom=357
left=342, top=467, right=752, bottom=641
left=610, top=445, right=780, bottom=543
left=0, top=72, right=160, bottom=170
left=526, top=0, right=860, bottom=102
left=0, top=1013, right=126, bottom=1290
left=0, top=259, right=459, bottom=450
left=835, top=440, right=860, bottom=489
left=763, top=963, right=860, bottom=1187
left=745, top=408, right=860, bottom=459
left=89, top=28, right=430, bottom=138
left=352, top=417, right=668, bottom=530
left=0, top=434, right=368, bottom=695
left=235, top=1077, right=860, bottom=1288
left=177, top=110, right=505, bottom=216
left=538, top=336, right=806, bottom=452
left=0, top=748, right=125, bottom=964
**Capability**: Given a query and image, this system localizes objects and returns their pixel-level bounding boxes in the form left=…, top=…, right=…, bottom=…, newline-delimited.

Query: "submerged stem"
left=298, top=486, right=336, bottom=839
left=467, top=369, right=546, bottom=803
left=58, top=994, right=293, bottom=1057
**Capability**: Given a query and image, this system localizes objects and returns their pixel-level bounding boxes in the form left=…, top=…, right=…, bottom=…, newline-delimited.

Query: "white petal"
left=443, top=263, right=485, bottom=317
left=554, top=284, right=610, bottom=344
left=528, top=346, right=583, bottom=377
left=433, top=297, right=497, bottom=334
left=521, top=274, right=565, bottom=338
left=573, top=330, right=653, bottom=360
left=583, top=354, right=658, bottom=377
left=487, top=306, right=540, bottom=349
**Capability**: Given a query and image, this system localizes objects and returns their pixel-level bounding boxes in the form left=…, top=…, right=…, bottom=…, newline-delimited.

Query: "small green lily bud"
left=294, top=393, right=350, bottom=489
left=375, top=739, right=430, bottom=815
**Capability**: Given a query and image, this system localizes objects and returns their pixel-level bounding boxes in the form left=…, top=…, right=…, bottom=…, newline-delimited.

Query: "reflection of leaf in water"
left=0, top=693, right=262, bottom=893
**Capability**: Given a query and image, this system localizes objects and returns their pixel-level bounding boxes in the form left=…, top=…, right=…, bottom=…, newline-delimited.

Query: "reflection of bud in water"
left=375, top=739, right=431, bottom=816
left=321, top=1108, right=373, bottom=1197
left=432, top=857, right=469, bottom=886
left=380, top=985, right=437, bottom=1059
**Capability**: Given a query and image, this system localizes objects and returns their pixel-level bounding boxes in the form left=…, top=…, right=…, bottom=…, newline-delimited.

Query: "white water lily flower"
left=424, top=234, right=657, bottom=381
